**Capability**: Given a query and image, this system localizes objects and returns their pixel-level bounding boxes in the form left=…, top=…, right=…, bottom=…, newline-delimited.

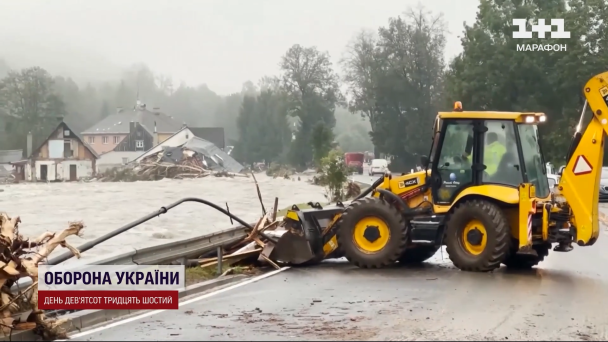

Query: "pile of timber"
left=97, top=152, right=247, bottom=182
left=198, top=197, right=287, bottom=271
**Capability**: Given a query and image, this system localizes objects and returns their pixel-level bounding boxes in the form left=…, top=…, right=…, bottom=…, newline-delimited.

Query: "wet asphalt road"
left=69, top=166, right=608, bottom=341
left=75, top=227, right=608, bottom=341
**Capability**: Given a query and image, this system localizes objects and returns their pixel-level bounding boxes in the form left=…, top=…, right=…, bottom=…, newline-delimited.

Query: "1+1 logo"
left=512, top=19, right=570, bottom=52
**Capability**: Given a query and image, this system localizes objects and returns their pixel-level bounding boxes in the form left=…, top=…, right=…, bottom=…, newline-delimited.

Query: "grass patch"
left=185, top=264, right=249, bottom=286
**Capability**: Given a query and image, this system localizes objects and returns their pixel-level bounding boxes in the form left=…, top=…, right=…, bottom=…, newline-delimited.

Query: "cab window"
left=518, top=124, right=550, bottom=198
left=482, top=120, right=523, bottom=187
left=435, top=121, right=474, bottom=202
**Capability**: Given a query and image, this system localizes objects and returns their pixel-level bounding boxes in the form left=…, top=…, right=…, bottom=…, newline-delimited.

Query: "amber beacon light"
left=453, top=101, right=463, bottom=112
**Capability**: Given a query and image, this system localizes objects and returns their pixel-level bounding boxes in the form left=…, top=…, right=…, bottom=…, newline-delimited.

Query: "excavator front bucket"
left=269, top=230, right=316, bottom=265
left=269, top=204, right=345, bottom=265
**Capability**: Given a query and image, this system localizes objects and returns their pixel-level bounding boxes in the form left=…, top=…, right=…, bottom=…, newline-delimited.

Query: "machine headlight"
left=525, top=116, right=535, bottom=123
left=539, top=115, right=546, bottom=122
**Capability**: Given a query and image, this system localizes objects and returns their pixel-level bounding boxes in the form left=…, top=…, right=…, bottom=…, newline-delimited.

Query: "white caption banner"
left=39, top=264, right=185, bottom=291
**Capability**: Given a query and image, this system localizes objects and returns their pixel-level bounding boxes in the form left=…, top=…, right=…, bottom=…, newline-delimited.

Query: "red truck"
left=344, top=152, right=365, bottom=174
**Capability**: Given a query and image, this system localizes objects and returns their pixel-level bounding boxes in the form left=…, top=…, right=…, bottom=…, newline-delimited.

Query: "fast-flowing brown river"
left=0, top=174, right=325, bottom=263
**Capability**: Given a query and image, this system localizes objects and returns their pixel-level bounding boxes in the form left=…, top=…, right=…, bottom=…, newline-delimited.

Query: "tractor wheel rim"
left=353, top=216, right=391, bottom=254
left=462, top=219, right=487, bottom=256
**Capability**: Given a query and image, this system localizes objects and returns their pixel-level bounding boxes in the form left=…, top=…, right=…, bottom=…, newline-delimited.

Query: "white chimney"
left=153, top=121, right=159, bottom=146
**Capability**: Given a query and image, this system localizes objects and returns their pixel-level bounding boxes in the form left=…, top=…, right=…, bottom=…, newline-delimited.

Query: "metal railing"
left=12, top=197, right=257, bottom=293
left=11, top=225, right=248, bottom=292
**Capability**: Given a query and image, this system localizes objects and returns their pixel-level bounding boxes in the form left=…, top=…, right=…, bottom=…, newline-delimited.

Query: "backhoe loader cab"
left=429, top=110, right=551, bottom=206
left=278, top=71, right=608, bottom=273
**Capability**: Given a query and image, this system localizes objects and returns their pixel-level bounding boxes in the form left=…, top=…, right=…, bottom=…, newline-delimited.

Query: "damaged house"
left=135, top=127, right=244, bottom=174
left=0, top=150, right=22, bottom=181
left=25, top=121, right=99, bottom=181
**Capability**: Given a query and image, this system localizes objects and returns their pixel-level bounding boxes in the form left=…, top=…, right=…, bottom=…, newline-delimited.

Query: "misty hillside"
left=0, top=37, right=123, bottom=85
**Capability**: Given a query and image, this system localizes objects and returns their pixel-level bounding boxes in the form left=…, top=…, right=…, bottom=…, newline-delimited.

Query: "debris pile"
left=0, top=213, right=85, bottom=340
left=96, top=145, right=248, bottom=182
left=197, top=172, right=289, bottom=271
left=196, top=173, right=362, bottom=272
left=198, top=198, right=286, bottom=272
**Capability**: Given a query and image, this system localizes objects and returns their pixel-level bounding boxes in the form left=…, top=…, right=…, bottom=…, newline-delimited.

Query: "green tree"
left=341, top=7, right=447, bottom=171
left=280, top=44, right=342, bottom=168
left=233, top=90, right=291, bottom=165
left=318, top=149, right=349, bottom=202
left=311, top=121, right=334, bottom=166
left=0, top=67, right=66, bottom=151
left=233, top=95, right=258, bottom=164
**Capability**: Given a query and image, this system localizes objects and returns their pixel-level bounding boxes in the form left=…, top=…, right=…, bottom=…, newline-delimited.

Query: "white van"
left=369, top=159, right=388, bottom=176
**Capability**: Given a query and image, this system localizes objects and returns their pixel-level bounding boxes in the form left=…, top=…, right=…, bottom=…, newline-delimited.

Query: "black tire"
left=336, top=197, right=408, bottom=268
left=398, top=245, right=440, bottom=264
left=503, top=243, right=550, bottom=269
left=445, top=199, right=511, bottom=272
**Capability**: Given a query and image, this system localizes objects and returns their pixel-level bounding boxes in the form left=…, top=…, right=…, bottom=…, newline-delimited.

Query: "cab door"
left=431, top=119, right=480, bottom=204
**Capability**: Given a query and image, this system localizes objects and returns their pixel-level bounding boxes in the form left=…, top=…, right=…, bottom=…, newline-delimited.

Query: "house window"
left=63, top=140, right=73, bottom=158
left=88, top=136, right=95, bottom=144
left=113, top=136, right=120, bottom=144
left=136, top=140, right=144, bottom=148
left=102, top=136, right=109, bottom=144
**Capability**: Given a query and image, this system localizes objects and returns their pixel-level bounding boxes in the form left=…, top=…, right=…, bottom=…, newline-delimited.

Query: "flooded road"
left=0, top=174, right=325, bottom=263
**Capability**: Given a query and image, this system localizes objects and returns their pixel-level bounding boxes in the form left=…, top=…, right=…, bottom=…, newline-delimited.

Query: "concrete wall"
left=31, top=160, right=94, bottom=181
left=82, top=134, right=127, bottom=154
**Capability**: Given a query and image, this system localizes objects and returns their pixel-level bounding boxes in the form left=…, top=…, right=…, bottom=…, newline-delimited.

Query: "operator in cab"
left=483, top=132, right=506, bottom=177
left=453, top=102, right=506, bottom=177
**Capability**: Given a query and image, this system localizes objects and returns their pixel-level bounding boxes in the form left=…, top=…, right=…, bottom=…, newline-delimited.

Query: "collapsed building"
left=135, top=127, right=244, bottom=174
left=147, top=136, right=244, bottom=173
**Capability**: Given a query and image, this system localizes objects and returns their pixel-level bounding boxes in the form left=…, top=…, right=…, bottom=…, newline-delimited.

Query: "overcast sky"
left=0, top=0, right=479, bottom=95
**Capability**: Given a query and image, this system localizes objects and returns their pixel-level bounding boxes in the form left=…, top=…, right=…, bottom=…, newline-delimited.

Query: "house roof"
left=134, top=126, right=191, bottom=162
left=0, top=150, right=23, bottom=164
left=81, top=107, right=184, bottom=135
left=189, top=127, right=225, bottom=149
left=31, top=121, right=100, bottom=159
left=184, top=137, right=244, bottom=173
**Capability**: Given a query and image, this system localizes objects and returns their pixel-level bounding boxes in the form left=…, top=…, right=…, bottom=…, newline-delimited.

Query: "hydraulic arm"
left=558, top=71, right=608, bottom=246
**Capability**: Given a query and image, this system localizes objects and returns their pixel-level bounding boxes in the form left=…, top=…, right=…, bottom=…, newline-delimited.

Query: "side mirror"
left=420, top=155, right=429, bottom=167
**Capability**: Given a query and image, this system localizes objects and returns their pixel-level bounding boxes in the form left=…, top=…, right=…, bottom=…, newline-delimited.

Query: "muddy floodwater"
left=0, top=174, right=325, bottom=263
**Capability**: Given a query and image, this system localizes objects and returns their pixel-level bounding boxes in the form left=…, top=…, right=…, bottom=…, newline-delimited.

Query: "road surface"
left=350, top=164, right=380, bottom=187
left=71, top=223, right=608, bottom=341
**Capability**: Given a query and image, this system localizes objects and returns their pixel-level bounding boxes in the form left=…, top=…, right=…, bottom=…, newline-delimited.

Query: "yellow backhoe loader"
left=270, top=71, right=608, bottom=272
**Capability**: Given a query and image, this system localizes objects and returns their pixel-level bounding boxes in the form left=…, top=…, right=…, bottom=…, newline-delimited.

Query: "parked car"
left=369, top=159, right=388, bottom=176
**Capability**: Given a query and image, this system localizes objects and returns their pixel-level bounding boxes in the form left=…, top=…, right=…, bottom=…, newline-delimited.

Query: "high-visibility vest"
left=484, top=141, right=506, bottom=175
